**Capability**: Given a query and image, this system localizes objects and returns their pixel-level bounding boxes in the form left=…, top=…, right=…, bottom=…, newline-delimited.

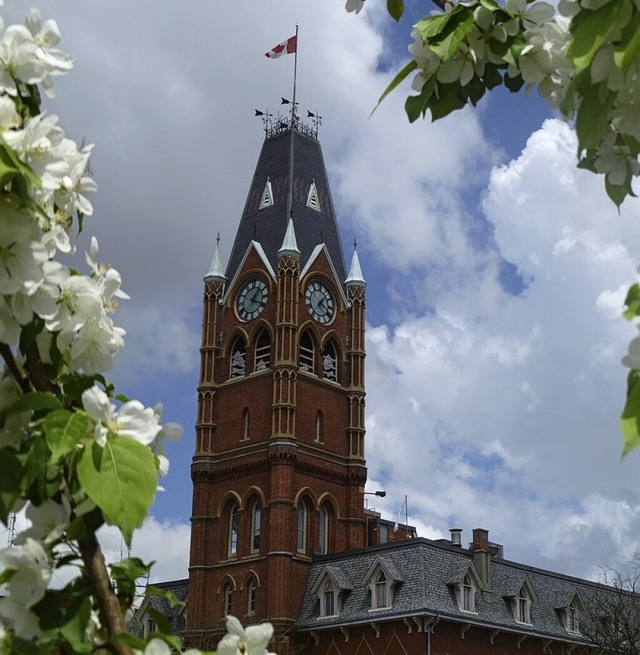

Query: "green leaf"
left=623, top=283, right=640, bottom=321
left=374, top=60, right=418, bottom=116
left=466, top=76, right=486, bottom=106
left=44, top=410, right=90, bottom=461
left=613, top=9, right=640, bottom=74
left=0, top=392, right=62, bottom=425
left=77, top=438, right=157, bottom=546
left=387, top=0, right=404, bottom=22
left=415, top=13, right=454, bottom=40
left=504, top=72, right=525, bottom=92
left=429, top=82, right=467, bottom=120
left=605, top=174, right=633, bottom=209
left=429, top=12, right=475, bottom=61
left=483, top=64, right=503, bottom=90
left=405, top=75, right=437, bottom=122
left=567, top=0, right=625, bottom=74
left=146, top=585, right=186, bottom=608
left=621, top=370, right=640, bottom=457
left=111, top=557, right=153, bottom=600
left=574, top=82, right=614, bottom=152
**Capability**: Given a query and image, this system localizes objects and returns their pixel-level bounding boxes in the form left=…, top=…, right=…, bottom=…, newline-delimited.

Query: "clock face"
left=236, top=278, right=268, bottom=321
left=305, top=281, right=335, bottom=324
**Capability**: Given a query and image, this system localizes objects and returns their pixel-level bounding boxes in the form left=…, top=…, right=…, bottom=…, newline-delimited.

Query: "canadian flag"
left=265, top=35, right=297, bottom=59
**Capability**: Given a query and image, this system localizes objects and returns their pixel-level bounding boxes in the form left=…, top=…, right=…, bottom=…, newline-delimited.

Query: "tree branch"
left=0, top=343, right=33, bottom=394
left=78, top=534, right=132, bottom=655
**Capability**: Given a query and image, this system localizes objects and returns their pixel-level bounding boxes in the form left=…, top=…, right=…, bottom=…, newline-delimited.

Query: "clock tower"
left=185, top=114, right=367, bottom=651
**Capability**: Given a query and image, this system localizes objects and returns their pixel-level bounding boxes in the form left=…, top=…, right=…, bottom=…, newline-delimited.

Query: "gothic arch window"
left=228, top=503, right=240, bottom=556
left=254, top=329, right=271, bottom=371
left=322, top=340, right=338, bottom=382
left=373, top=571, right=389, bottom=609
left=315, top=411, right=323, bottom=443
left=297, top=499, right=309, bottom=553
left=223, top=580, right=233, bottom=615
left=241, top=408, right=250, bottom=441
left=247, top=577, right=257, bottom=615
left=230, top=337, right=246, bottom=378
left=322, top=579, right=336, bottom=616
left=318, top=505, right=329, bottom=555
left=462, top=573, right=475, bottom=612
left=515, top=585, right=533, bottom=624
left=251, top=501, right=261, bottom=552
left=299, top=332, right=315, bottom=373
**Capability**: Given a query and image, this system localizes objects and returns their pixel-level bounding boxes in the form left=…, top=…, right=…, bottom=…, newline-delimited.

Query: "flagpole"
left=291, top=24, right=299, bottom=126
left=286, top=25, right=299, bottom=223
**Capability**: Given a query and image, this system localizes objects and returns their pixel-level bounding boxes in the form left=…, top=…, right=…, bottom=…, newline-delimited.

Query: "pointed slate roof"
left=225, top=126, right=347, bottom=284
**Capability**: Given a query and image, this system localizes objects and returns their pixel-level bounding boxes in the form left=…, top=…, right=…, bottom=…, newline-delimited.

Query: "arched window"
left=254, top=330, right=271, bottom=371
left=322, top=340, right=338, bottom=382
left=223, top=581, right=233, bottom=615
left=230, top=337, right=246, bottom=378
left=241, top=408, right=250, bottom=441
left=251, top=501, right=261, bottom=552
left=375, top=571, right=388, bottom=609
left=318, top=506, right=329, bottom=555
left=323, top=579, right=336, bottom=616
left=297, top=500, right=308, bottom=553
left=228, top=503, right=239, bottom=556
left=516, top=586, right=532, bottom=624
left=247, top=577, right=257, bottom=615
left=462, top=574, right=475, bottom=612
left=299, top=332, right=315, bottom=373
left=315, top=411, right=323, bottom=443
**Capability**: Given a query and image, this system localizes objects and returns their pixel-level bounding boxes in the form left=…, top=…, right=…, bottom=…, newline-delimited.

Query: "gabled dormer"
left=504, top=576, right=538, bottom=625
left=362, top=557, right=404, bottom=611
left=311, top=565, right=353, bottom=618
left=555, top=590, right=585, bottom=634
left=446, top=561, right=483, bottom=613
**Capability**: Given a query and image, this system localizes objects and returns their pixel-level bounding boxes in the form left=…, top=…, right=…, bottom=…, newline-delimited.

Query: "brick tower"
left=185, top=115, right=367, bottom=651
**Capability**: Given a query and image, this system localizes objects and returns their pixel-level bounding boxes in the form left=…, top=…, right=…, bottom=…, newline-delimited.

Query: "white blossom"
left=81, top=385, right=162, bottom=447
left=152, top=403, right=183, bottom=478
left=218, top=616, right=276, bottom=655
left=0, top=538, right=51, bottom=608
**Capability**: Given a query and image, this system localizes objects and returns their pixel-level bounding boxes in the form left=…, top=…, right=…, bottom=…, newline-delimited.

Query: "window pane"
left=252, top=504, right=261, bottom=551
left=297, top=503, right=307, bottom=552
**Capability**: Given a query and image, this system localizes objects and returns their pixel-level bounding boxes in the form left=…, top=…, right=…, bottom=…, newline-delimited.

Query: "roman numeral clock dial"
left=305, top=281, right=335, bottom=324
left=236, top=278, right=268, bottom=321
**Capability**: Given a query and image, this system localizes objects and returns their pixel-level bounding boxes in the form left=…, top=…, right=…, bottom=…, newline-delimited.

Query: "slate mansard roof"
left=225, top=124, right=348, bottom=285
left=295, top=537, right=610, bottom=644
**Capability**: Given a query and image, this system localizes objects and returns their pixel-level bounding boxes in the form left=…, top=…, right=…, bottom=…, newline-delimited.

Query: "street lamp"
left=364, top=490, right=386, bottom=498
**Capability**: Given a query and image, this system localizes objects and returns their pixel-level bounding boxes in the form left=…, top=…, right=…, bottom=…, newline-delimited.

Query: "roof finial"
left=345, top=237, right=365, bottom=287
left=205, top=233, right=226, bottom=282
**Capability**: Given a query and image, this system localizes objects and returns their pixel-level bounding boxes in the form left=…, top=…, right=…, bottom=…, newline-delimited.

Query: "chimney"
left=471, top=528, right=493, bottom=602
left=449, top=528, right=462, bottom=547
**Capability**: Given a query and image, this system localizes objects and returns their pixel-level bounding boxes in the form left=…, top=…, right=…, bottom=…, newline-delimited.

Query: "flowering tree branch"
left=346, top=0, right=640, bottom=455
left=0, top=8, right=276, bottom=655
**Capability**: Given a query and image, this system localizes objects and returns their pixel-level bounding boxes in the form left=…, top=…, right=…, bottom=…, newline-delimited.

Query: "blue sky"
left=5, top=1, right=640, bottom=585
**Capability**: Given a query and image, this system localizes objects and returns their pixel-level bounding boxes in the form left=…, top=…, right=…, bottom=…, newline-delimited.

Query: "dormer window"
left=461, top=574, right=476, bottom=612
left=560, top=595, right=582, bottom=634
left=259, top=178, right=274, bottom=209
left=306, top=180, right=321, bottom=212
left=322, top=579, right=337, bottom=616
left=516, top=586, right=533, bottom=624
left=311, top=567, right=352, bottom=619
left=447, top=564, right=480, bottom=614
left=142, top=614, right=156, bottom=637
left=364, top=559, right=402, bottom=611
left=373, top=571, right=390, bottom=609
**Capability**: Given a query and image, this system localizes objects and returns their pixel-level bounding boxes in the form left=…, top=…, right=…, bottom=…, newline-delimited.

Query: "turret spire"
left=204, top=233, right=226, bottom=281
left=279, top=217, right=300, bottom=257
left=345, top=238, right=365, bottom=286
